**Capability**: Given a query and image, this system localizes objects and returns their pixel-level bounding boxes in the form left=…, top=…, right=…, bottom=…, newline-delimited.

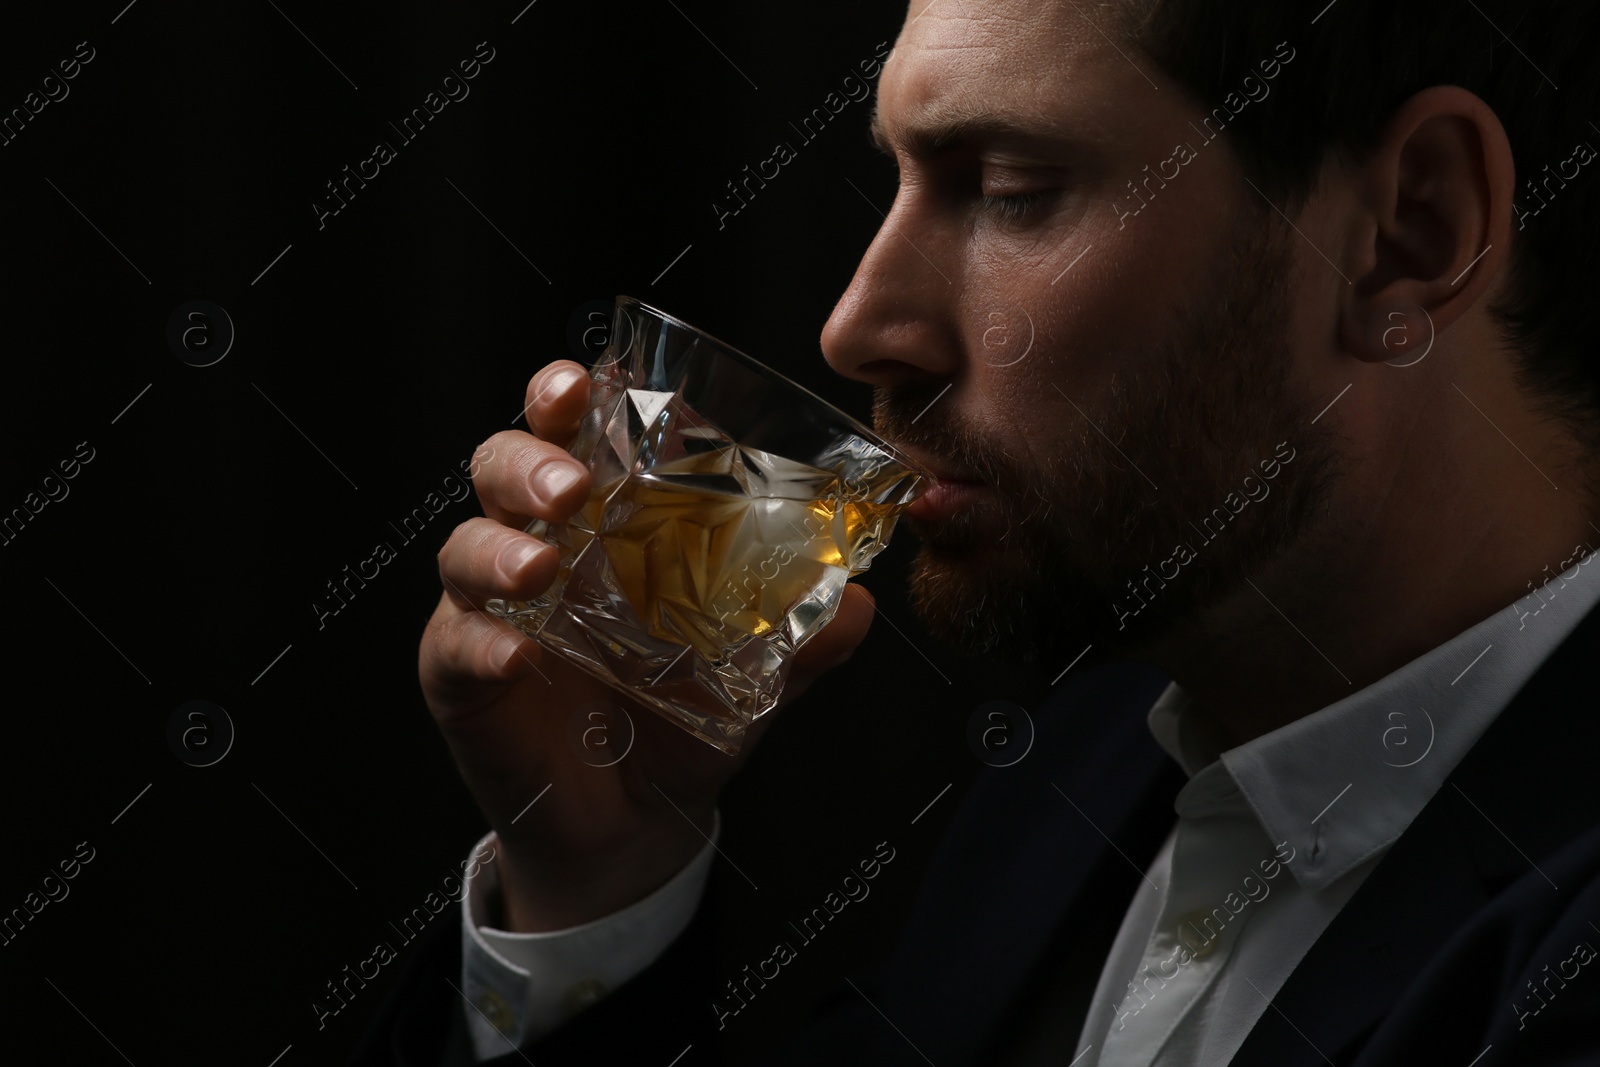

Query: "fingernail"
left=492, top=634, right=528, bottom=673
left=546, top=367, right=585, bottom=397
left=533, top=462, right=583, bottom=502
left=497, top=539, right=545, bottom=585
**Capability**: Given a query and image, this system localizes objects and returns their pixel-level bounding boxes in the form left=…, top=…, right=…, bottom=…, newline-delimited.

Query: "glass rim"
left=614, top=294, right=932, bottom=480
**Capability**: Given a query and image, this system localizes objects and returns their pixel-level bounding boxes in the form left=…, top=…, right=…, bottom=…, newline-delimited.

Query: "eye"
left=976, top=190, right=1049, bottom=224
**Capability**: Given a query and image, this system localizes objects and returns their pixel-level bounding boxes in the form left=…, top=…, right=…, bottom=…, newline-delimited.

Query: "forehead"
left=873, top=0, right=1140, bottom=150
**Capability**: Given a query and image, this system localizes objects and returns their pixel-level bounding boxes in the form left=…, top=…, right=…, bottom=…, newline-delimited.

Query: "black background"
left=0, top=2, right=1063, bottom=1063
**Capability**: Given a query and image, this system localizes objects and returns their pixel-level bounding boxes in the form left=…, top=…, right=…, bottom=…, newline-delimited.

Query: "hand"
left=419, top=360, right=877, bottom=931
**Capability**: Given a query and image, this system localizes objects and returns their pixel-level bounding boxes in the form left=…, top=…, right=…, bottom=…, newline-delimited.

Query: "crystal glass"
left=487, top=296, right=929, bottom=754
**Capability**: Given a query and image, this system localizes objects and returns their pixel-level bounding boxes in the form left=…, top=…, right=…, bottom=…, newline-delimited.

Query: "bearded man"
left=357, top=1, right=1600, bottom=1063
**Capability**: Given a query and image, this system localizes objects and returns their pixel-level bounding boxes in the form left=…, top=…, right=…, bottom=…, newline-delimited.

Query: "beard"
left=874, top=207, right=1343, bottom=666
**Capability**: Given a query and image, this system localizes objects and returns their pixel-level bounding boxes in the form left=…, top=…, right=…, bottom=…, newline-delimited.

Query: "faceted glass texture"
left=488, top=297, right=928, bottom=753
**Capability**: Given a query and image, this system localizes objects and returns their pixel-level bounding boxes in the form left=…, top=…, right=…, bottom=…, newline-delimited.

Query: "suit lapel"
left=879, top=663, right=1183, bottom=1066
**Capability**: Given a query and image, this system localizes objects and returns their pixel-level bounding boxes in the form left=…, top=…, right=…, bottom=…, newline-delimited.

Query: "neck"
left=1142, top=365, right=1598, bottom=749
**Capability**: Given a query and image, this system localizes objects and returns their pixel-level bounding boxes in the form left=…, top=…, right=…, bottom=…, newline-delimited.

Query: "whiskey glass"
left=487, top=296, right=928, bottom=753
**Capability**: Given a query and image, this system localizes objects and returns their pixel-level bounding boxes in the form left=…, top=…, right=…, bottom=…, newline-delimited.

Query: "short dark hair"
left=1119, top=0, right=1600, bottom=459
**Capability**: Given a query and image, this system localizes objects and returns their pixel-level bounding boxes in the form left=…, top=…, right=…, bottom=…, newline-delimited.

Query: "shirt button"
left=1174, top=910, right=1223, bottom=959
left=560, top=977, right=609, bottom=1018
left=476, top=988, right=517, bottom=1035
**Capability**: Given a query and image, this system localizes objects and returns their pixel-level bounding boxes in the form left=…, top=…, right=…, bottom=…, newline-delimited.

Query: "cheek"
left=983, top=252, right=1157, bottom=407
left=1060, top=151, right=1249, bottom=368
left=970, top=300, right=1039, bottom=371
left=1081, top=233, right=1205, bottom=357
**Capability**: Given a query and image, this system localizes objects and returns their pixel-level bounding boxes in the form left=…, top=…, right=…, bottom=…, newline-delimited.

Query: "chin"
left=905, top=539, right=1067, bottom=665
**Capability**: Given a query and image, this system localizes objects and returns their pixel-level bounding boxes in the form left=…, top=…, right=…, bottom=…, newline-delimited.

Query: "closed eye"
left=976, top=190, right=1050, bottom=224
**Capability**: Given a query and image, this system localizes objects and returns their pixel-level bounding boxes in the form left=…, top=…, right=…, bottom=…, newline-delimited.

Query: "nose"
left=820, top=193, right=963, bottom=389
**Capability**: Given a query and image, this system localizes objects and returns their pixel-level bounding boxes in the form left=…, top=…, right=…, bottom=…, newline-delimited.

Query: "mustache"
left=872, top=385, right=1012, bottom=486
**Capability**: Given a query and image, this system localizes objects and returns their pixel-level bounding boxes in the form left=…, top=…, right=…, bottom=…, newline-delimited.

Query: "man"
left=356, top=0, right=1600, bottom=1063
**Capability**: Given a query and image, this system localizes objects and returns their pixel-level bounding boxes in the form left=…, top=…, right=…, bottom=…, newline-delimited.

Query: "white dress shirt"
left=458, top=547, right=1600, bottom=1064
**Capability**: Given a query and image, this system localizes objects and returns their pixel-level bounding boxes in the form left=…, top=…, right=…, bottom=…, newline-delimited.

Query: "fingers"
left=470, top=429, right=592, bottom=528
left=419, top=597, right=544, bottom=719
left=419, top=361, right=595, bottom=723
left=437, top=517, right=562, bottom=611
left=465, top=361, right=592, bottom=527
left=524, top=360, right=591, bottom=445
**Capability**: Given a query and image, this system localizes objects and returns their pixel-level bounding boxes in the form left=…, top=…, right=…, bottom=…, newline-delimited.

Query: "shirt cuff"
left=457, top=813, right=721, bottom=1062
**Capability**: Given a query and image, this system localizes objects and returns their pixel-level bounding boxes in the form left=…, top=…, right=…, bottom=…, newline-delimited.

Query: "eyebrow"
left=867, top=99, right=1074, bottom=158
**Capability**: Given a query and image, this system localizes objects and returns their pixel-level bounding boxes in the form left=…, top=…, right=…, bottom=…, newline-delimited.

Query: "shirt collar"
left=1146, top=547, right=1600, bottom=892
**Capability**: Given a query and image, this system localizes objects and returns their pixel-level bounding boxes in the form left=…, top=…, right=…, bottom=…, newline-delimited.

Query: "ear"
left=1339, top=86, right=1516, bottom=365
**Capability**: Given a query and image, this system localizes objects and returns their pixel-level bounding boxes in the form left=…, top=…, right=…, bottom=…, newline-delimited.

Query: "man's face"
left=821, top=0, right=1341, bottom=664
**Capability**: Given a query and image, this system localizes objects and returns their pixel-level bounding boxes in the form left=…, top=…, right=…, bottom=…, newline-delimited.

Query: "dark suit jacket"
left=353, top=601, right=1600, bottom=1066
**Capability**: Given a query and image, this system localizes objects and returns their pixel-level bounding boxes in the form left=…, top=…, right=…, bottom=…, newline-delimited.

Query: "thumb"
left=796, top=583, right=877, bottom=673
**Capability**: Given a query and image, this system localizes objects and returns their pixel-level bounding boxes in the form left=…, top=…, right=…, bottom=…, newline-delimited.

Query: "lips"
left=886, top=443, right=989, bottom=522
